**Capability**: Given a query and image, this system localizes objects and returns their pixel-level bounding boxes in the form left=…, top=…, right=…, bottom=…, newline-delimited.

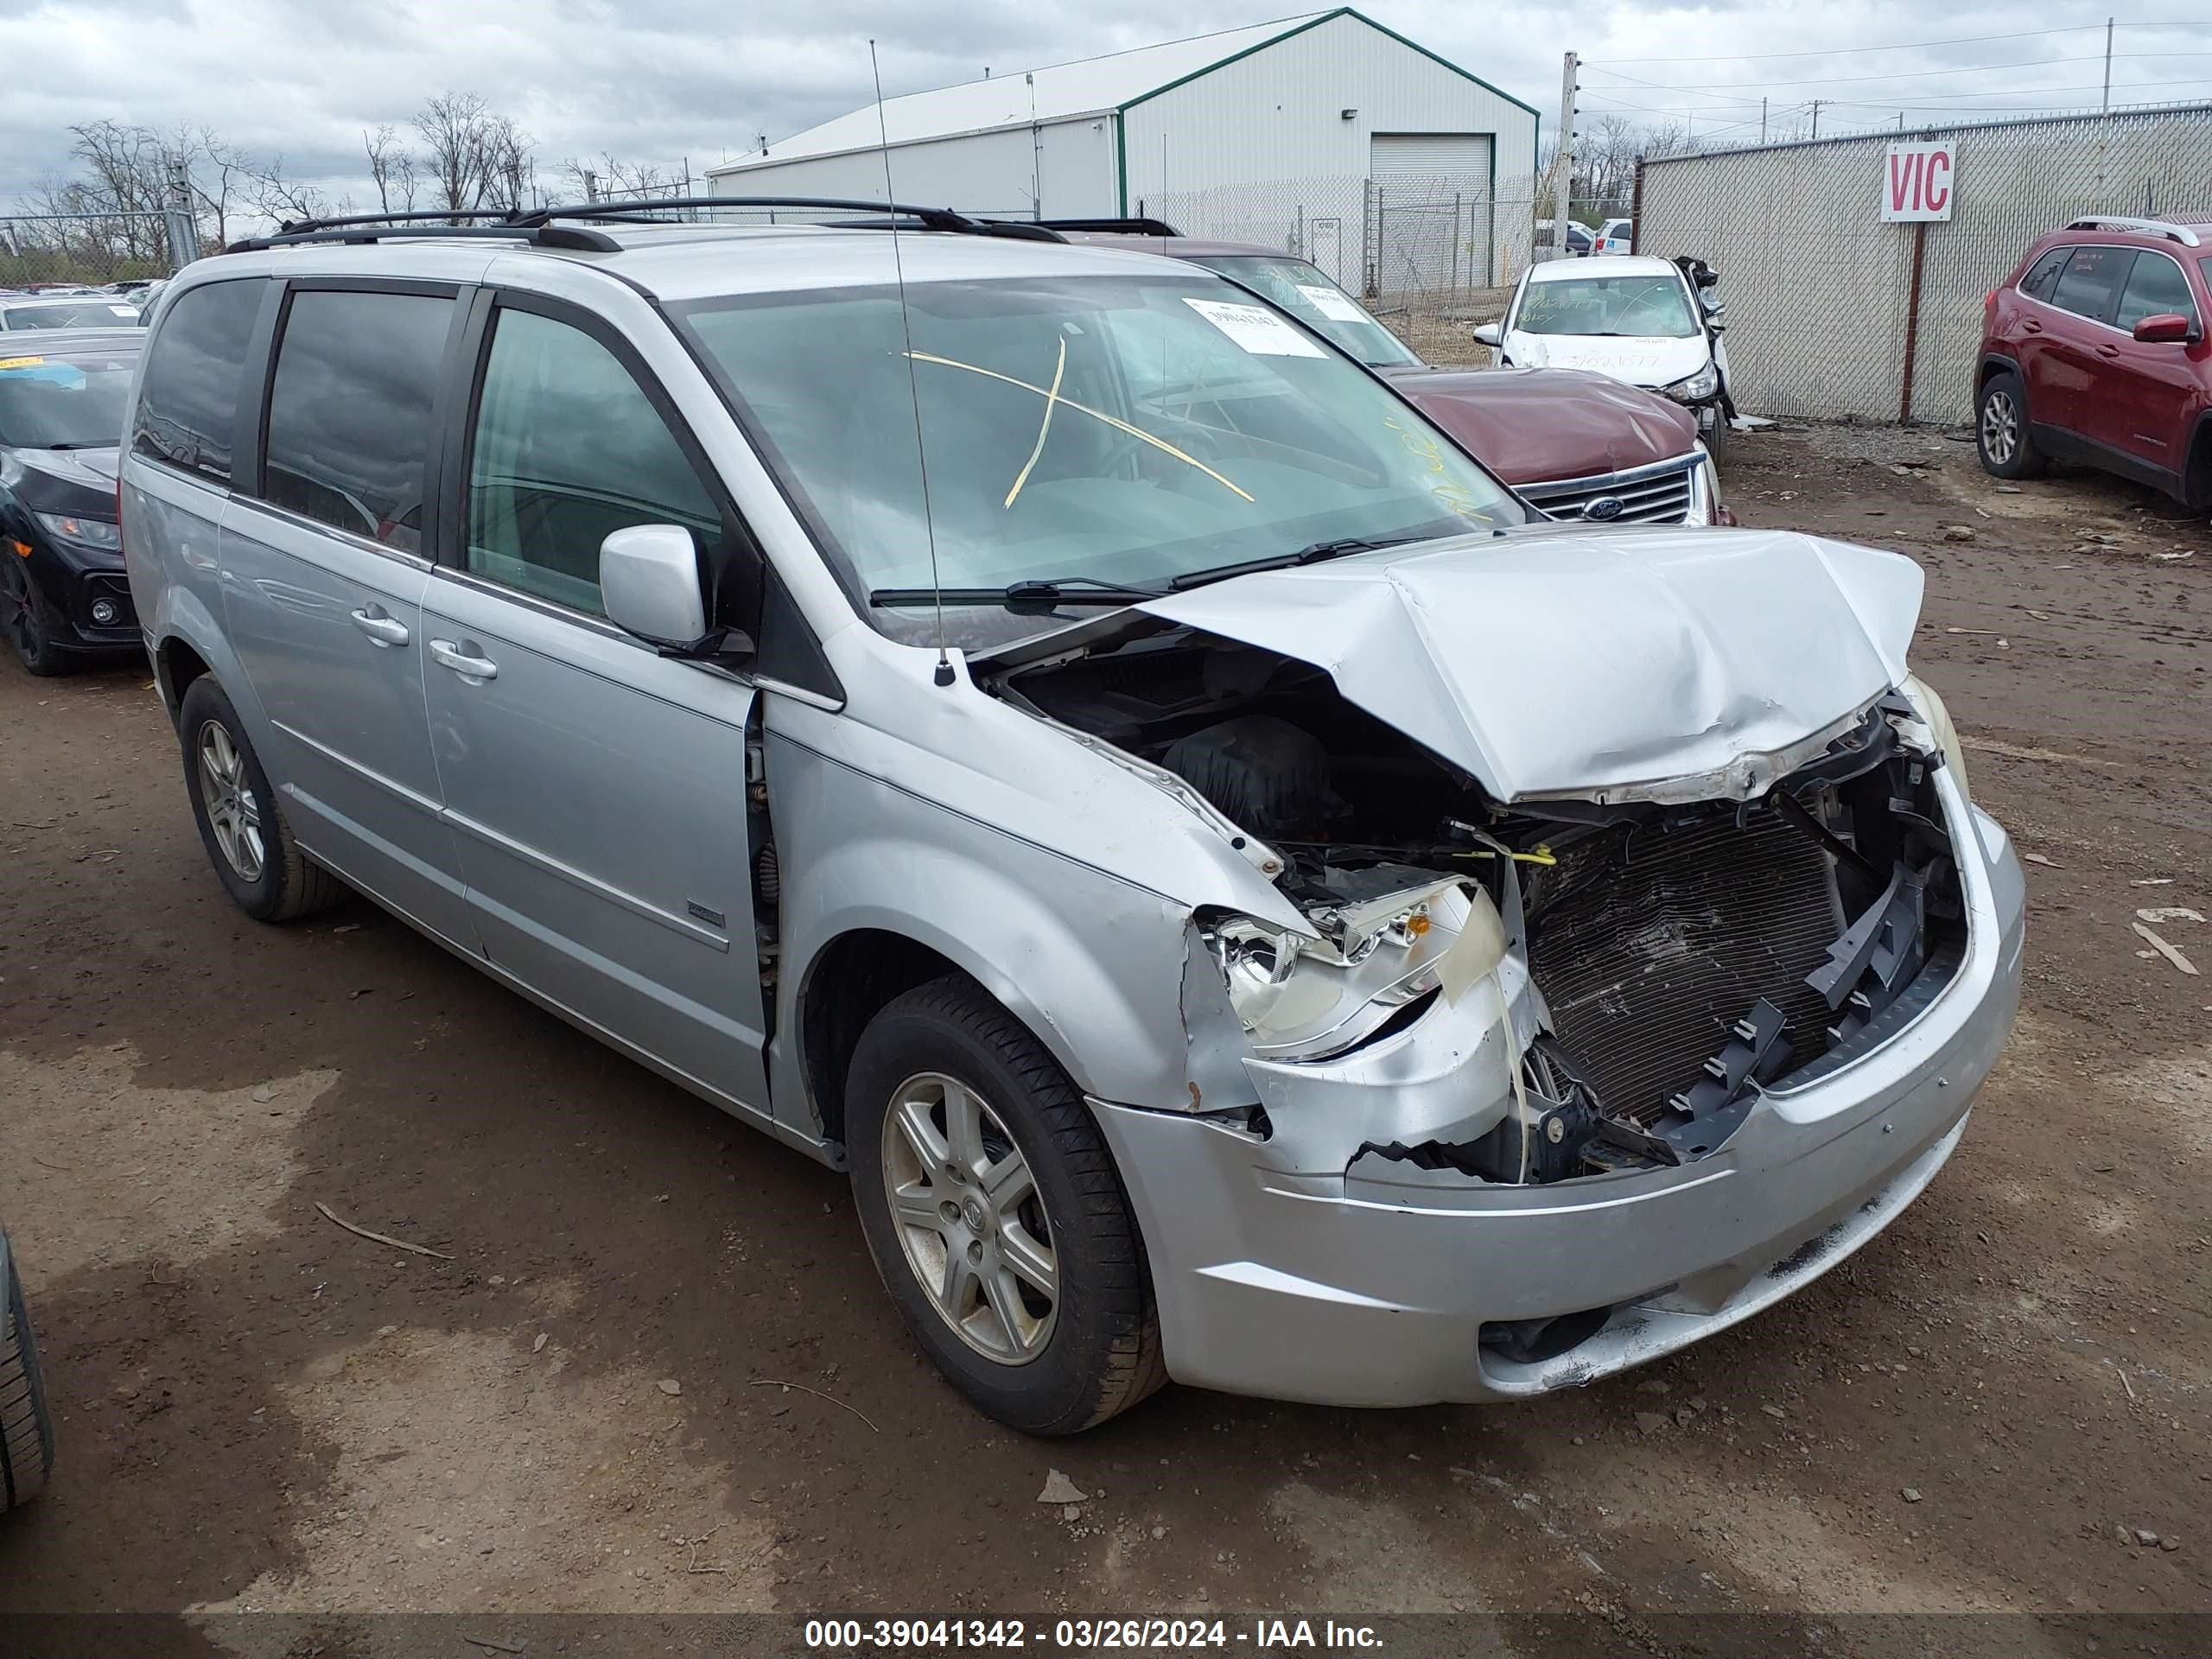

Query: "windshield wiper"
left=870, top=575, right=1166, bottom=613
left=1167, top=535, right=1426, bottom=591
left=43, top=440, right=112, bottom=450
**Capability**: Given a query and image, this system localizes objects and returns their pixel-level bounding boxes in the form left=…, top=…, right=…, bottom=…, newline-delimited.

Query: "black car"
left=2, top=1225, right=54, bottom=1513
left=1, top=328, right=142, bottom=673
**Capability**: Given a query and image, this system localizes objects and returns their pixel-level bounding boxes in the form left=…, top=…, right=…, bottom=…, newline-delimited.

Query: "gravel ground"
left=0, top=423, right=2207, bottom=1649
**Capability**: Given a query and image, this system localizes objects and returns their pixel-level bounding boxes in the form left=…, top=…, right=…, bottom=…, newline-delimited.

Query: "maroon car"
left=1046, top=222, right=1730, bottom=527
left=1978, top=215, right=2212, bottom=503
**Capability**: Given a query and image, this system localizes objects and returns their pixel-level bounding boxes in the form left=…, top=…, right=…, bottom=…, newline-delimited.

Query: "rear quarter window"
left=2018, top=248, right=2069, bottom=302
left=130, top=278, right=265, bottom=486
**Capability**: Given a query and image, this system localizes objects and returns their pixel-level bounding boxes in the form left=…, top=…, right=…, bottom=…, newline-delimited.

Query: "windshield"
left=1188, top=255, right=1421, bottom=368
left=1516, top=274, right=1697, bottom=340
left=0, top=348, right=138, bottom=448
left=4, top=301, right=142, bottom=331
left=677, top=271, right=1522, bottom=645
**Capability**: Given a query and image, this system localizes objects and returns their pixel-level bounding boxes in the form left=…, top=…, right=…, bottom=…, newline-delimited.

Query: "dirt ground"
left=2, top=423, right=2209, bottom=1651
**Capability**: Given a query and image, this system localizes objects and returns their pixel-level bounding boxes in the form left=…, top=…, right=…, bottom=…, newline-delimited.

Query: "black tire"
left=1700, top=400, right=1728, bottom=463
left=1977, top=370, right=2046, bottom=480
left=177, top=677, right=346, bottom=923
left=846, top=977, right=1166, bottom=1435
left=1, top=1236, right=54, bottom=1513
left=2, top=559, right=70, bottom=677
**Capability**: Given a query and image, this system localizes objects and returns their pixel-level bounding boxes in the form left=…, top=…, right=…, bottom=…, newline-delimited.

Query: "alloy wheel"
left=880, top=1071, right=1058, bottom=1364
left=197, top=720, right=265, bottom=883
left=1981, top=390, right=2019, bottom=465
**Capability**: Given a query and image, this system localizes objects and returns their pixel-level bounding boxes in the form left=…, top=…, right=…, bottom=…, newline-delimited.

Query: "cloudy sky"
left=9, top=0, right=2212, bottom=215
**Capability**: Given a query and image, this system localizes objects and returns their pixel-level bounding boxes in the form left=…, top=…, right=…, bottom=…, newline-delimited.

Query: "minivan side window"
left=2050, top=246, right=2132, bottom=323
left=130, top=278, right=264, bottom=486
left=464, top=306, right=721, bottom=617
left=263, top=289, right=454, bottom=555
left=2114, top=251, right=2199, bottom=333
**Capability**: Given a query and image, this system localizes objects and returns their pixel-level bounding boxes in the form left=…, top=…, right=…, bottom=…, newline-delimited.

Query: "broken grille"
left=1525, top=805, right=1843, bottom=1128
left=1518, top=454, right=1700, bottom=524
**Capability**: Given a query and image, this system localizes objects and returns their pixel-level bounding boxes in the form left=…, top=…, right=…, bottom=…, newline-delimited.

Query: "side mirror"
left=601, top=524, right=709, bottom=649
left=1472, top=322, right=1503, bottom=347
left=2133, top=312, right=2195, bottom=345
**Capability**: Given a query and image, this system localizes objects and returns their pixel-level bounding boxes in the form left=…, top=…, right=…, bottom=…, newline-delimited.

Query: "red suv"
left=1979, top=215, right=2211, bottom=501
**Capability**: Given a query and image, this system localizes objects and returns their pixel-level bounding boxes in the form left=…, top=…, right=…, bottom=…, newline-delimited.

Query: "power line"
left=1586, top=22, right=2210, bottom=66
left=1586, top=55, right=2112, bottom=92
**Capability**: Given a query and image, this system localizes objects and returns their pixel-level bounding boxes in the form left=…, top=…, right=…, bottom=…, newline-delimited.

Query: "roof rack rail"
left=1033, top=216, right=1184, bottom=238
left=509, top=195, right=1007, bottom=234
left=226, top=223, right=620, bottom=254
left=2068, top=215, right=2202, bottom=247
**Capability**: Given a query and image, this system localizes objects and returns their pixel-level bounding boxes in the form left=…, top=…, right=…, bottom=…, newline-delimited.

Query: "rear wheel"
left=846, top=978, right=1166, bottom=1434
left=1, top=1237, right=54, bottom=1512
left=1978, top=371, right=2045, bottom=479
left=178, top=677, right=346, bottom=922
left=2, top=560, right=68, bottom=677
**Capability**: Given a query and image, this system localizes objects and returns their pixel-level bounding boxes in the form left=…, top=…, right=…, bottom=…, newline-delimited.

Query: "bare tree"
left=413, top=92, right=536, bottom=218
left=364, top=124, right=418, bottom=216
left=557, top=153, right=680, bottom=202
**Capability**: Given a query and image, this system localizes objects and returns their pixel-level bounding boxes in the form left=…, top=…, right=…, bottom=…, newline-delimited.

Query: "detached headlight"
left=1662, top=362, right=1719, bottom=404
left=33, top=511, right=121, bottom=551
left=1902, top=674, right=1969, bottom=801
left=1208, top=880, right=1472, bottom=1060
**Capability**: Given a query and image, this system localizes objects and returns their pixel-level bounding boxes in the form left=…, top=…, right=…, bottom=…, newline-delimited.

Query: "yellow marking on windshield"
left=1002, top=336, right=1067, bottom=509
left=906, top=350, right=1255, bottom=504
left=1383, top=414, right=1488, bottom=520
left=0, top=356, right=47, bottom=371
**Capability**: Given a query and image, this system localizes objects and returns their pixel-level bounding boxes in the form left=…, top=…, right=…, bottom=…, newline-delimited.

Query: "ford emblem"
left=1584, top=495, right=1626, bottom=522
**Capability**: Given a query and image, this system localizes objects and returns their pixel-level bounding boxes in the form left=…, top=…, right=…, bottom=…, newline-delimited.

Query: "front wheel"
left=2, top=561, right=68, bottom=677
left=846, top=978, right=1166, bottom=1434
left=1977, top=371, right=2046, bottom=479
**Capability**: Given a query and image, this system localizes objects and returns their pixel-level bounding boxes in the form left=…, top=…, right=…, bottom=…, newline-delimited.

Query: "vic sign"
left=1883, top=142, right=1955, bottom=222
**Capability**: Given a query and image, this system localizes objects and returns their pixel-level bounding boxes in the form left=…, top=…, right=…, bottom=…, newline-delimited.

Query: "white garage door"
left=1369, top=132, right=1495, bottom=293
left=1369, top=132, right=1491, bottom=182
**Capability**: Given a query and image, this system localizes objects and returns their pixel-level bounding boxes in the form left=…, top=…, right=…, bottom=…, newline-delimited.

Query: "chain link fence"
left=1637, top=104, right=2212, bottom=424
left=2, top=210, right=194, bottom=289
left=1142, top=173, right=1557, bottom=365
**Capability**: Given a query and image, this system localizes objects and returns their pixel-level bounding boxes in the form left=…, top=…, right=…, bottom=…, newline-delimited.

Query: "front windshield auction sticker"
left=1296, top=283, right=1369, bottom=324
left=1183, top=297, right=1326, bottom=357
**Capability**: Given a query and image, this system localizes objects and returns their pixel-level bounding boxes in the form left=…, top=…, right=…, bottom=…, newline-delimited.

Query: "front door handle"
left=2097, top=342, right=2122, bottom=359
left=349, top=606, right=410, bottom=648
left=428, top=638, right=499, bottom=682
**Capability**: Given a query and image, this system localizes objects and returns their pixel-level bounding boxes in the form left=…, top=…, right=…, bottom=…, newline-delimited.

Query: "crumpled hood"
left=1133, top=524, right=1924, bottom=804
left=1502, top=331, right=1711, bottom=391
left=1379, top=365, right=1698, bottom=485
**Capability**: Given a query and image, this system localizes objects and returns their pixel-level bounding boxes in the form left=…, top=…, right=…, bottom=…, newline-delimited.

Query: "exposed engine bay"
left=988, top=620, right=1967, bottom=1187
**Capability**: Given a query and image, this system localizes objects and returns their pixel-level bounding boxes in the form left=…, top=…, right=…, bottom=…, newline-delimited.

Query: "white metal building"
left=706, top=9, right=1538, bottom=284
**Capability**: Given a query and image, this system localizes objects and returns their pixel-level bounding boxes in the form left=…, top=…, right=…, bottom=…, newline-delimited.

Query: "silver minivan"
left=124, top=204, right=2024, bottom=1433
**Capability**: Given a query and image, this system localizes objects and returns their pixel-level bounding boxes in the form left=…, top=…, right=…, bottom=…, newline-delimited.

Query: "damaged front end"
left=990, top=618, right=1971, bottom=1192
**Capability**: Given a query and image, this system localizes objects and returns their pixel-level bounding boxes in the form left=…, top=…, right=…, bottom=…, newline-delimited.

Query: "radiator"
left=1525, top=805, right=1844, bottom=1128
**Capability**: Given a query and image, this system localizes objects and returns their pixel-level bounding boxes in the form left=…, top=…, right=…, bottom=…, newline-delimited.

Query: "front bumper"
left=19, top=535, right=138, bottom=655
left=1092, top=791, right=2025, bottom=1408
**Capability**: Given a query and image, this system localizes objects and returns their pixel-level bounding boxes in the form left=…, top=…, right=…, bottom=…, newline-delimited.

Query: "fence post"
left=1897, top=219, right=1930, bottom=424
left=1630, top=156, right=1645, bottom=254
left=163, top=157, right=200, bottom=269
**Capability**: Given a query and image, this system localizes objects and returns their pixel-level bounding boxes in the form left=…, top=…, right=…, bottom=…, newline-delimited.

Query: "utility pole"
left=2102, top=16, right=2114, bottom=112
left=1810, top=99, right=1822, bottom=140
left=1552, top=50, right=1576, bottom=248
